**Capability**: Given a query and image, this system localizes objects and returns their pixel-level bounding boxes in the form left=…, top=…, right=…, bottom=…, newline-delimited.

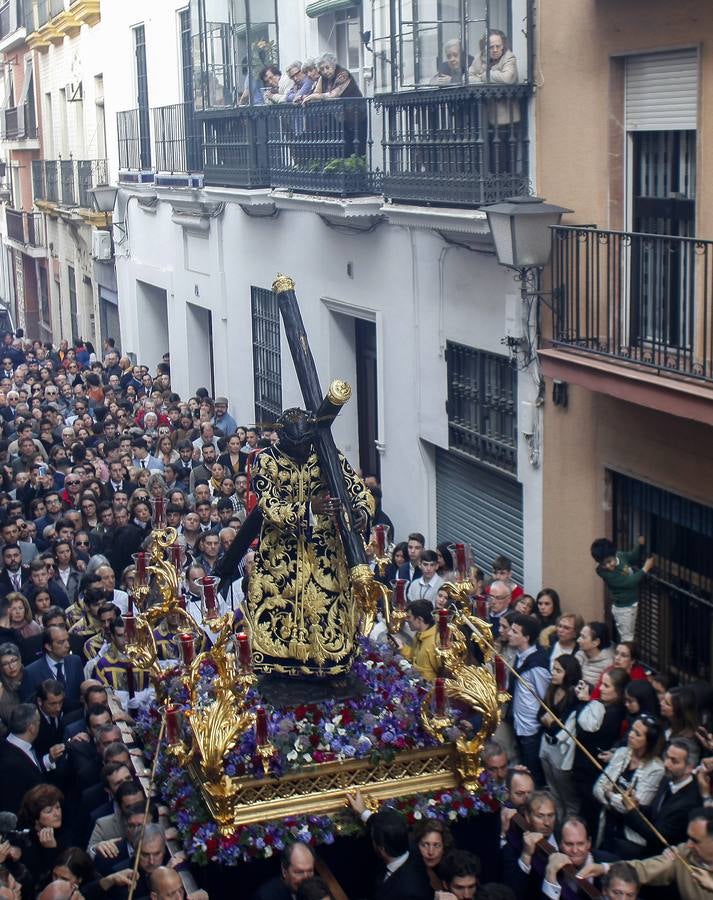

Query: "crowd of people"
left=0, top=330, right=708, bottom=899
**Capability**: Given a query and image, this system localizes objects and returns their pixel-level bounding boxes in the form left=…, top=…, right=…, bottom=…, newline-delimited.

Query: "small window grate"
left=251, top=286, right=282, bottom=428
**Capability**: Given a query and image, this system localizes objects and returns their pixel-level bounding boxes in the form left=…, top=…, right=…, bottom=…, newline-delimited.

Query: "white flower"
left=287, top=750, right=298, bottom=761
left=264, top=846, right=273, bottom=858
left=332, top=715, right=342, bottom=725
left=324, top=723, right=335, bottom=734
left=303, top=754, right=312, bottom=763
left=413, top=811, right=422, bottom=820
left=428, top=799, right=437, bottom=806
left=398, top=659, right=412, bottom=671
left=365, top=660, right=374, bottom=669
left=448, top=810, right=457, bottom=821
left=337, top=728, right=347, bottom=736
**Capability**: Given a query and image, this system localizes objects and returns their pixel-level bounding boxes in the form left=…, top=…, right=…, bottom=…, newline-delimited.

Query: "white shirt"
left=542, top=852, right=594, bottom=899
left=385, top=851, right=410, bottom=878
left=407, top=573, right=445, bottom=605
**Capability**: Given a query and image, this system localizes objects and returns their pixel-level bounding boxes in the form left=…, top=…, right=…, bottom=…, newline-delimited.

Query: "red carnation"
left=463, top=797, right=474, bottom=809
left=294, top=705, right=307, bottom=720
left=206, top=837, right=219, bottom=858
left=309, top=733, right=320, bottom=746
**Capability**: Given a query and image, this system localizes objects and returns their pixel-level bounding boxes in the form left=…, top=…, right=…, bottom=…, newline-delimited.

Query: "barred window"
left=446, top=341, right=517, bottom=474
left=251, top=286, right=282, bottom=428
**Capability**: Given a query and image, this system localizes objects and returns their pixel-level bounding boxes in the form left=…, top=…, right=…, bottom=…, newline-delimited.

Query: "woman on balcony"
left=303, top=53, right=365, bottom=158
left=431, top=39, right=474, bottom=86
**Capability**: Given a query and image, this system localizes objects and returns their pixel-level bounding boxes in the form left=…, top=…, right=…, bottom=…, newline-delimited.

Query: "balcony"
left=0, top=0, right=25, bottom=49
left=378, top=84, right=530, bottom=206
left=119, top=85, right=532, bottom=209
left=33, top=157, right=108, bottom=220
left=0, top=100, right=37, bottom=143
left=5, top=207, right=44, bottom=251
left=544, top=226, right=713, bottom=424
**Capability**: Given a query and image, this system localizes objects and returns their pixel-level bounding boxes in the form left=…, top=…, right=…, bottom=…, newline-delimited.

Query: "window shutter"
left=625, top=50, right=698, bottom=131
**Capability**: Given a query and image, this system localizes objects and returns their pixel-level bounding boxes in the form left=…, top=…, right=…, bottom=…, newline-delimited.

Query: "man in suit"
left=253, top=841, right=315, bottom=900
left=104, top=462, right=137, bottom=502
left=0, top=543, right=30, bottom=600
left=369, top=807, right=432, bottom=900
left=0, top=703, right=64, bottom=812
left=89, top=778, right=145, bottom=857
left=71, top=719, right=123, bottom=792
left=131, top=437, right=164, bottom=472
left=34, top=678, right=66, bottom=757
left=20, top=624, right=84, bottom=706
left=502, top=791, right=559, bottom=899
left=104, top=821, right=171, bottom=895
left=541, top=816, right=614, bottom=898
left=619, top=736, right=702, bottom=855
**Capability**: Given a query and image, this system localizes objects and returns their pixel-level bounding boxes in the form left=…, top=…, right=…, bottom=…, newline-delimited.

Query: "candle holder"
left=448, top=542, right=472, bottom=583
left=368, top=524, right=391, bottom=576
left=164, top=704, right=192, bottom=764
left=198, top=576, right=221, bottom=621
left=151, top=496, right=167, bottom=529
left=254, top=706, right=277, bottom=776
left=386, top=579, right=408, bottom=634
left=178, top=632, right=196, bottom=669
left=131, top=552, right=150, bottom=610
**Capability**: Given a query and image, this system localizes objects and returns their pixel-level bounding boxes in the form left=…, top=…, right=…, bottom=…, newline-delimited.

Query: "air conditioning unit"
left=91, top=229, right=113, bottom=260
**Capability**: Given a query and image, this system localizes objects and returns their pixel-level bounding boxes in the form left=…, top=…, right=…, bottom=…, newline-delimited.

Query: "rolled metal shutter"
left=625, top=50, right=698, bottom=131
left=436, top=448, right=524, bottom=584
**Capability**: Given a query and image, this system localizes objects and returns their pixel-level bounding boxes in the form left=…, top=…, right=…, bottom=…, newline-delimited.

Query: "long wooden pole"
left=128, top=716, right=166, bottom=900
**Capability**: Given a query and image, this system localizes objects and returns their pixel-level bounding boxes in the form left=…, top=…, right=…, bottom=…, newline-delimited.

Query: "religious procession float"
left=123, top=276, right=510, bottom=882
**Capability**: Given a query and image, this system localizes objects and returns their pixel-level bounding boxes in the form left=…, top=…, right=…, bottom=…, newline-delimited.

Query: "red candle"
left=434, top=677, right=446, bottom=716
left=495, top=656, right=508, bottom=692
left=438, top=608, right=449, bottom=647
left=201, top=578, right=217, bottom=617
left=476, top=596, right=488, bottom=620
left=153, top=497, right=166, bottom=527
left=165, top=705, right=180, bottom=744
left=454, top=543, right=467, bottom=580
left=255, top=706, right=268, bottom=745
left=170, top=543, right=183, bottom=574
left=126, top=663, right=135, bottom=699
left=179, top=632, right=195, bottom=667
left=135, top=552, right=147, bottom=585
left=124, top=613, right=136, bottom=642
left=374, top=525, right=386, bottom=557
left=127, top=594, right=134, bottom=615
left=236, top=632, right=252, bottom=670
left=393, top=579, right=407, bottom=612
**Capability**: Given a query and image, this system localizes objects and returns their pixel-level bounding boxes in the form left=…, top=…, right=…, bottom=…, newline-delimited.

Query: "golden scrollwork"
left=327, top=379, right=352, bottom=406
left=272, top=273, right=295, bottom=294
left=350, top=564, right=389, bottom=637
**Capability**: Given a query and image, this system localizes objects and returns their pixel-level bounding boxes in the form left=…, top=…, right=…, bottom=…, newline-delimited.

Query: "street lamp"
left=482, top=195, right=572, bottom=270
left=88, top=185, right=118, bottom=215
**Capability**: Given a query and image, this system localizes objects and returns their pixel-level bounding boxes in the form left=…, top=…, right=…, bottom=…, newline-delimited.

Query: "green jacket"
left=596, top=545, right=647, bottom=607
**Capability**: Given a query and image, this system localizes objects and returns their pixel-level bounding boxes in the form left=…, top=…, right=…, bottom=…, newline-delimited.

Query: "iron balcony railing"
left=120, top=86, right=532, bottom=204
left=34, top=158, right=108, bottom=208
left=0, top=100, right=37, bottom=141
left=5, top=208, right=43, bottom=247
left=117, top=107, right=152, bottom=171
left=152, top=102, right=201, bottom=174
left=266, top=98, right=382, bottom=197
left=377, top=84, right=530, bottom=206
left=551, top=225, right=713, bottom=385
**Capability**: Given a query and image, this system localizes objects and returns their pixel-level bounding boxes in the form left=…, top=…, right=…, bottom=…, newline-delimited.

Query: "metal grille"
left=436, top=448, right=524, bottom=584
left=60, top=158, right=76, bottom=205
left=5, top=208, right=23, bottom=243
left=32, top=159, right=44, bottom=200
left=45, top=160, right=58, bottom=202
left=446, top=341, right=517, bottom=474
left=153, top=103, right=201, bottom=174
left=68, top=264, right=78, bottom=343
left=250, top=286, right=282, bottom=427
left=133, top=24, right=151, bottom=170
left=612, top=471, right=713, bottom=682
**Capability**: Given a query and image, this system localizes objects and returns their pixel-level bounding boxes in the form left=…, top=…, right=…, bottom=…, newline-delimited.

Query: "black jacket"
left=623, top=777, right=702, bottom=851
left=372, top=853, right=433, bottom=900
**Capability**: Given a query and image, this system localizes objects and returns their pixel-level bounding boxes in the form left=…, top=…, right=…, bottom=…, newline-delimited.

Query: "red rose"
left=463, top=797, right=474, bottom=809
left=309, top=733, right=320, bottom=747
left=373, top=726, right=384, bottom=738
left=206, top=837, right=219, bottom=858
left=265, top=834, right=274, bottom=845
left=312, top=710, right=322, bottom=725
left=294, top=705, right=307, bottom=720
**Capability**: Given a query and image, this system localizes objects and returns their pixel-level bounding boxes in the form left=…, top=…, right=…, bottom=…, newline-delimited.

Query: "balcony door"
left=625, top=50, right=698, bottom=364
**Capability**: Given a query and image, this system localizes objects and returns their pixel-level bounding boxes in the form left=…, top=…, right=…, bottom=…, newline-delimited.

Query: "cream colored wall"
left=542, top=382, right=713, bottom=620
left=536, top=0, right=713, bottom=238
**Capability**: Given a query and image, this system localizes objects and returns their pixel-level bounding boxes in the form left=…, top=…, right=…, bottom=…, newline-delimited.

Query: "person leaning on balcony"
left=302, top=52, right=363, bottom=103
left=293, top=59, right=319, bottom=104
left=469, top=30, right=518, bottom=84
left=431, top=39, right=474, bottom=86
left=260, top=65, right=293, bottom=104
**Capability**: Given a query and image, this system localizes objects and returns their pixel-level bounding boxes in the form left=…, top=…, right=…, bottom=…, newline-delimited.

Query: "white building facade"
left=101, top=0, right=543, bottom=588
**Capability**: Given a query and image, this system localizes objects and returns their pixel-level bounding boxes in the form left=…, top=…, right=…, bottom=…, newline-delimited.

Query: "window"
left=446, top=341, right=517, bottom=474
left=68, top=265, right=78, bottom=343
left=192, top=0, right=279, bottom=110
left=251, top=286, right=282, bottom=427
left=38, top=265, right=50, bottom=326
left=373, top=0, right=527, bottom=93
left=133, top=24, right=151, bottom=168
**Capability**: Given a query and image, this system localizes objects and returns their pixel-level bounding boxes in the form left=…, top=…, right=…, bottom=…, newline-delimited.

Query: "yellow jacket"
left=402, top=625, right=440, bottom=681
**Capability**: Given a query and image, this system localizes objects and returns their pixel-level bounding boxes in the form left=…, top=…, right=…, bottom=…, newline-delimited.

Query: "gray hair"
left=287, top=60, right=302, bottom=74
left=142, top=823, right=166, bottom=846
left=0, top=642, right=21, bottom=660
left=302, top=58, right=317, bottom=73
left=86, top=554, right=111, bottom=577
left=9, top=703, right=39, bottom=735
left=444, top=38, right=462, bottom=53
left=318, top=52, right=338, bottom=67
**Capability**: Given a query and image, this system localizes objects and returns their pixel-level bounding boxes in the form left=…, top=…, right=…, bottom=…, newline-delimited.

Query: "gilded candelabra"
left=420, top=597, right=510, bottom=790
left=124, top=518, right=276, bottom=835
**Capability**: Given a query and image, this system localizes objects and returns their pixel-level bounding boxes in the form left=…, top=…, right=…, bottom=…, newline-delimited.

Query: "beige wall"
left=542, top=381, right=713, bottom=620
left=536, top=0, right=713, bottom=237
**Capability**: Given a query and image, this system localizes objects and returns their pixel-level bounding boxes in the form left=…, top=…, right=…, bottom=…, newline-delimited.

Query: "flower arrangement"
left=132, top=640, right=503, bottom=865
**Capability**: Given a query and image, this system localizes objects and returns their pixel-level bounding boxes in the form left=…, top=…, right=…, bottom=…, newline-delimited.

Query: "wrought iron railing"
left=77, top=158, right=108, bottom=207
left=45, top=159, right=58, bottom=202
left=117, top=108, right=152, bottom=171
left=551, top=226, right=713, bottom=384
left=32, top=159, right=44, bottom=200
left=5, top=207, right=23, bottom=242
left=265, top=98, right=382, bottom=197
left=377, top=84, right=531, bottom=206
left=201, top=108, right=268, bottom=189
left=60, top=158, right=76, bottom=205
left=153, top=101, right=201, bottom=174
left=1, top=100, right=36, bottom=141
left=35, top=158, right=108, bottom=208
left=5, top=208, right=43, bottom=246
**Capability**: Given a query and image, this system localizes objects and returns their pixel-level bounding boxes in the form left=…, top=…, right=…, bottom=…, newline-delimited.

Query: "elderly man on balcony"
left=431, top=39, right=474, bottom=85
left=470, top=30, right=519, bottom=84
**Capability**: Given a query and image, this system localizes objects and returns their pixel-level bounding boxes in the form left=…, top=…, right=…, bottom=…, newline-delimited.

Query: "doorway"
left=355, top=318, right=379, bottom=480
